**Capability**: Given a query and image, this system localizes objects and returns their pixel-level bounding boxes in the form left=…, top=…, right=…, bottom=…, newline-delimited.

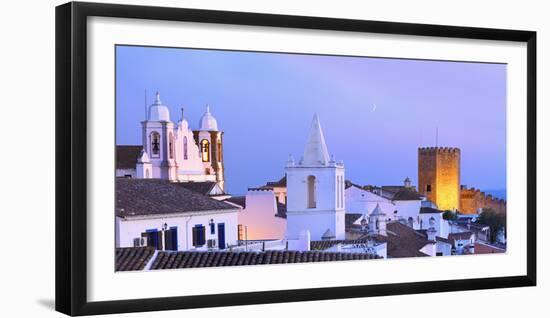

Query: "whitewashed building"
left=115, top=178, right=239, bottom=251
left=116, top=92, right=225, bottom=189
left=345, top=185, right=396, bottom=220
left=418, top=207, right=450, bottom=238
left=229, top=189, right=287, bottom=240
left=285, top=114, right=346, bottom=244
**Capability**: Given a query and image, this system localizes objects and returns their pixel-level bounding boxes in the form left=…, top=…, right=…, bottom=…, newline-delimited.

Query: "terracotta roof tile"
left=116, top=178, right=237, bottom=217
left=149, top=250, right=380, bottom=270
left=116, top=145, right=142, bottom=169
left=362, top=222, right=431, bottom=258
left=174, top=181, right=219, bottom=196
left=115, top=247, right=155, bottom=271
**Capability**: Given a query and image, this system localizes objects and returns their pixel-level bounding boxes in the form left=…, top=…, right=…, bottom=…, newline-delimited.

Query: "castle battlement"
left=460, top=186, right=506, bottom=214
left=418, top=147, right=461, bottom=154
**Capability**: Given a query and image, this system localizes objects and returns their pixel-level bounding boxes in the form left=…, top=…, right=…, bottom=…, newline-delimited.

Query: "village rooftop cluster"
left=115, top=92, right=506, bottom=271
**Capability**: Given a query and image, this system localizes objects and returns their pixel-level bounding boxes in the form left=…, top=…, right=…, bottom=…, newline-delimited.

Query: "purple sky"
left=116, top=45, right=507, bottom=196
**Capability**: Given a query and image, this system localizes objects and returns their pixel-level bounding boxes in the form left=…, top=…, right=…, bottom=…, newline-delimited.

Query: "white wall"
left=345, top=186, right=395, bottom=216
left=237, top=190, right=287, bottom=240
left=394, top=200, right=422, bottom=228
left=419, top=212, right=450, bottom=239
left=286, top=164, right=345, bottom=240
left=115, top=168, right=136, bottom=178
left=1, top=1, right=548, bottom=318
left=116, top=210, right=239, bottom=250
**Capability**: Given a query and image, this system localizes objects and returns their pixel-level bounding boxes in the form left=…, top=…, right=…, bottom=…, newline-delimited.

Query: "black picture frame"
left=55, top=1, right=537, bottom=316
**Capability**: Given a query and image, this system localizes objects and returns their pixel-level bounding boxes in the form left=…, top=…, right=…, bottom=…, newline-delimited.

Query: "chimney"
left=298, top=230, right=311, bottom=251
left=427, top=227, right=437, bottom=242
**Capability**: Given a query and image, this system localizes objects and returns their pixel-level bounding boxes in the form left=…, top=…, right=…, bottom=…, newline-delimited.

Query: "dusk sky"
left=116, top=45, right=507, bottom=196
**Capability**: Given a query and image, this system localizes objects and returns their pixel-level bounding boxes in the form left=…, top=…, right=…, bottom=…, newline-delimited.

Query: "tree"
left=442, top=210, right=457, bottom=221
left=476, top=208, right=506, bottom=243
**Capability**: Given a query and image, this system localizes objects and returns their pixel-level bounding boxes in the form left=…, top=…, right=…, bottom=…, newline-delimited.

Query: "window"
left=426, top=184, right=432, bottom=192
left=307, top=175, right=316, bottom=208
left=217, top=141, right=222, bottom=162
left=150, top=132, right=160, bottom=157
left=201, top=139, right=210, bottom=162
left=192, top=225, right=206, bottom=247
left=408, top=217, right=414, bottom=227
left=164, top=227, right=178, bottom=251
left=237, top=224, right=244, bottom=241
left=168, top=133, right=174, bottom=159
left=210, top=222, right=215, bottom=235
left=183, top=136, right=188, bottom=159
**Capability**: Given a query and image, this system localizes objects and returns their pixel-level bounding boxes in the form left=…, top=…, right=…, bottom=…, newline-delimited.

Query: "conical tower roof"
left=370, top=203, right=385, bottom=216
left=302, top=114, right=330, bottom=166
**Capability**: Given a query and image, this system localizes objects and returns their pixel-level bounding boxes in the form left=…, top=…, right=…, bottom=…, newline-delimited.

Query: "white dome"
left=148, top=92, right=170, bottom=122
left=199, top=105, right=218, bottom=131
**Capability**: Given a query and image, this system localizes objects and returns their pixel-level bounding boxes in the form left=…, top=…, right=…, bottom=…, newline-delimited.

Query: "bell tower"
left=193, top=105, right=225, bottom=190
left=285, top=114, right=345, bottom=242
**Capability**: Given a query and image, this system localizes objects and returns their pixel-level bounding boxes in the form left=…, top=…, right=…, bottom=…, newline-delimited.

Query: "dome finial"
left=199, top=104, right=218, bottom=131
left=155, top=91, right=161, bottom=104
left=180, top=107, right=185, bottom=121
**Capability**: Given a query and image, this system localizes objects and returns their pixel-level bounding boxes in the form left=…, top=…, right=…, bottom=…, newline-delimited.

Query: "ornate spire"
left=154, top=91, right=162, bottom=104
left=302, top=113, right=330, bottom=166
left=180, top=107, right=185, bottom=121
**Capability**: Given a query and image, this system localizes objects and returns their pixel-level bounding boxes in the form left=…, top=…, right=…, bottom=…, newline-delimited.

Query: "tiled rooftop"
left=116, top=145, right=142, bottom=169
left=116, top=178, right=237, bottom=217
left=115, top=247, right=155, bottom=271
left=148, top=250, right=380, bottom=270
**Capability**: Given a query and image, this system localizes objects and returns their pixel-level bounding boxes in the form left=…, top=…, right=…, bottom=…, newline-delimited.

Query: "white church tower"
left=285, top=114, right=346, bottom=245
left=141, top=92, right=177, bottom=180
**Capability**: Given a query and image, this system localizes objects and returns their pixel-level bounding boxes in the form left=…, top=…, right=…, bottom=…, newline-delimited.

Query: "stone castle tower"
left=418, top=147, right=460, bottom=211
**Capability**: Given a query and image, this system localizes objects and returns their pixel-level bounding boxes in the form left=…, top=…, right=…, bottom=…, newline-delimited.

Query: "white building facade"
left=286, top=114, right=346, bottom=244
left=133, top=92, right=225, bottom=189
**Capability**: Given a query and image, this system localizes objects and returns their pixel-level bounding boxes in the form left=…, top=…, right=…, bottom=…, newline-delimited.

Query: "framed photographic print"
left=55, top=1, right=536, bottom=316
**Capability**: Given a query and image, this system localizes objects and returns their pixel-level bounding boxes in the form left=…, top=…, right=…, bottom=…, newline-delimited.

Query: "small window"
left=192, top=225, right=206, bottom=247
left=307, top=175, right=316, bottom=208
left=168, top=133, right=174, bottom=159
left=426, top=184, right=432, bottom=192
left=183, top=136, right=188, bottom=160
left=210, top=222, right=215, bottom=235
left=150, top=132, right=161, bottom=158
left=201, top=139, right=210, bottom=162
left=217, top=141, right=222, bottom=162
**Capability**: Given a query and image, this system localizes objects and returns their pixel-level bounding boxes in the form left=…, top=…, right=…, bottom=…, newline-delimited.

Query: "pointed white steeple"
left=302, top=114, right=330, bottom=166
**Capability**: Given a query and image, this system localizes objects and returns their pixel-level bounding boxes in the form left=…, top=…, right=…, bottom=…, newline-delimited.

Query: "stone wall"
left=418, top=147, right=461, bottom=211
left=460, top=187, right=506, bottom=214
